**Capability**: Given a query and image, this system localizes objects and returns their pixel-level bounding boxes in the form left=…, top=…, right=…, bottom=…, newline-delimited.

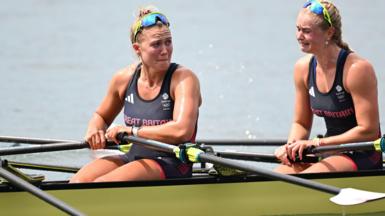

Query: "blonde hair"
left=306, top=1, right=352, bottom=52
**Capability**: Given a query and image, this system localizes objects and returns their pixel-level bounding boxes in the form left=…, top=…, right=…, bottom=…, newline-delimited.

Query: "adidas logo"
left=309, top=86, right=315, bottom=97
left=125, top=93, right=134, bottom=104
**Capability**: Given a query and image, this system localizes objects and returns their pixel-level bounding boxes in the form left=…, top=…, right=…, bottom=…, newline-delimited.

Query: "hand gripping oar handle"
left=304, top=136, right=385, bottom=155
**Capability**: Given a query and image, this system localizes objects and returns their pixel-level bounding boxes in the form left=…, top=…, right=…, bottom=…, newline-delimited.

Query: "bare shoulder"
left=345, top=53, right=377, bottom=91
left=294, top=55, right=313, bottom=86
left=112, top=64, right=137, bottom=84
left=345, top=53, right=375, bottom=76
left=172, top=65, right=200, bottom=83
left=170, top=64, right=201, bottom=103
left=294, top=55, right=312, bottom=72
left=108, top=63, right=139, bottom=99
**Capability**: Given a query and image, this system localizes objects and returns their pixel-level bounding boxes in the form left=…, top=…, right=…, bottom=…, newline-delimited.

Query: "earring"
left=325, top=40, right=329, bottom=46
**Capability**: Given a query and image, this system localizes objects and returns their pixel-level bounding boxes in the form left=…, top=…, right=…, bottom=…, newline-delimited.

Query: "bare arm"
left=85, top=66, right=133, bottom=148
left=275, top=57, right=314, bottom=163
left=321, top=56, right=380, bottom=145
left=288, top=57, right=314, bottom=143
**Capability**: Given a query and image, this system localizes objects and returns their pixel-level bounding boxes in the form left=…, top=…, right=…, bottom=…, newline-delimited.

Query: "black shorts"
left=120, top=154, right=192, bottom=179
left=342, top=151, right=382, bottom=171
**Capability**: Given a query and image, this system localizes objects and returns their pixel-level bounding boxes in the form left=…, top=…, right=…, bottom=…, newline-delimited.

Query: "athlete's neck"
left=139, top=64, right=168, bottom=88
left=314, top=45, right=341, bottom=74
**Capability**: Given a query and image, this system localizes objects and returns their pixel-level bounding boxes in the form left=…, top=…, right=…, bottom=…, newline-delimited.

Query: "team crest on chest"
left=161, top=93, right=171, bottom=110
left=335, top=85, right=346, bottom=102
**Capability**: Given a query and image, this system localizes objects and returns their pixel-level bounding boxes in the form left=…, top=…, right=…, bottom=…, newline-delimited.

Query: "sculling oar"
left=215, top=135, right=385, bottom=163
left=0, top=135, right=287, bottom=146
left=216, top=151, right=280, bottom=162
left=0, top=141, right=131, bottom=156
left=215, top=151, right=319, bottom=163
left=117, top=133, right=385, bottom=206
left=0, top=135, right=77, bottom=144
left=0, top=160, right=84, bottom=215
left=0, top=142, right=89, bottom=155
left=305, top=136, right=385, bottom=155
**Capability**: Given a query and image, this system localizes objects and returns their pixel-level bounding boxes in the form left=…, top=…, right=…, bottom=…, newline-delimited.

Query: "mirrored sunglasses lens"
left=141, top=14, right=157, bottom=27
left=141, top=14, right=169, bottom=28
left=310, top=3, right=324, bottom=14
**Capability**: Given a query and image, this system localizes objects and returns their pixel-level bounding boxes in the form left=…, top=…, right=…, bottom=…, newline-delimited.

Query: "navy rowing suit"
left=308, top=49, right=382, bottom=170
left=120, top=63, right=195, bottom=179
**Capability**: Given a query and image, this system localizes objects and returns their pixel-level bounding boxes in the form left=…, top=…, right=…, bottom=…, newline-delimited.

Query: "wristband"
left=132, top=126, right=140, bottom=137
left=313, top=137, right=322, bottom=147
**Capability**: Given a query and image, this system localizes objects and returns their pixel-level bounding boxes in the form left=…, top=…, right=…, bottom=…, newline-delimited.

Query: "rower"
left=69, top=6, right=201, bottom=183
left=274, top=0, right=382, bottom=173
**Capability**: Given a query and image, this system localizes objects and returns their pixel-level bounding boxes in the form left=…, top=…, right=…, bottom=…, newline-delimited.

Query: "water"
left=1, top=1, right=384, bottom=180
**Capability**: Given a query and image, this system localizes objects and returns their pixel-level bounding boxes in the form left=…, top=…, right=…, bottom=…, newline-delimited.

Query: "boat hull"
left=1, top=171, right=385, bottom=216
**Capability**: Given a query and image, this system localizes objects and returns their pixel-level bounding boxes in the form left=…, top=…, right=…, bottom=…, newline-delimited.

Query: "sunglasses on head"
left=133, top=12, right=170, bottom=42
left=303, top=0, right=333, bottom=27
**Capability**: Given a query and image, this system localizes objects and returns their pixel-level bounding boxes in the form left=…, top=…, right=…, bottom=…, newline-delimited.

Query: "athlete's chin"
left=156, top=60, right=171, bottom=67
left=299, top=45, right=312, bottom=53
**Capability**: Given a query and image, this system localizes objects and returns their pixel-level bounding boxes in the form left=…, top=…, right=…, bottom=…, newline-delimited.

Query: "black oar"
left=117, top=134, right=385, bottom=206
left=305, top=137, right=385, bottom=154
left=0, top=142, right=89, bottom=155
left=0, top=135, right=287, bottom=146
left=215, top=136, right=385, bottom=163
left=0, top=135, right=77, bottom=144
left=0, top=162, right=84, bottom=215
left=216, top=151, right=279, bottom=162
left=0, top=141, right=121, bottom=156
left=215, top=151, right=319, bottom=163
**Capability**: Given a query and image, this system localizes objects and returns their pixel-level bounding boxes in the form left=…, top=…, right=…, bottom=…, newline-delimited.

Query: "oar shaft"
left=122, top=136, right=175, bottom=153
left=119, top=135, right=341, bottom=195
left=308, top=142, right=376, bottom=154
left=0, top=142, right=88, bottom=156
left=199, top=153, right=341, bottom=195
left=216, top=151, right=280, bottom=163
left=0, top=135, right=77, bottom=144
left=0, top=167, right=84, bottom=216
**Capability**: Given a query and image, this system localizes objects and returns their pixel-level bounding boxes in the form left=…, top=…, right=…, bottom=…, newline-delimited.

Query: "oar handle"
left=304, top=136, right=385, bottom=155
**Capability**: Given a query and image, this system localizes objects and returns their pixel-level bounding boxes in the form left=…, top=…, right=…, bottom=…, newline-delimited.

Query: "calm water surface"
left=1, top=0, right=384, bottom=179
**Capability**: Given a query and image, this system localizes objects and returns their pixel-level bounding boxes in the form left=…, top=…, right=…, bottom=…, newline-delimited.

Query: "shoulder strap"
left=335, top=49, right=350, bottom=85
left=307, top=56, right=317, bottom=87
left=161, top=63, right=178, bottom=95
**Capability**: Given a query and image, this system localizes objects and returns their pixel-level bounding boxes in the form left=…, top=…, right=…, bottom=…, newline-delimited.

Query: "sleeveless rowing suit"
left=120, top=63, right=194, bottom=178
left=308, top=49, right=382, bottom=170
